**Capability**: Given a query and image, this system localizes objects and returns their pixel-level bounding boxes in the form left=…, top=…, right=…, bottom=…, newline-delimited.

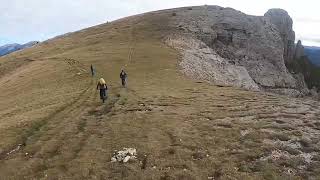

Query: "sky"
left=0, top=0, right=319, bottom=46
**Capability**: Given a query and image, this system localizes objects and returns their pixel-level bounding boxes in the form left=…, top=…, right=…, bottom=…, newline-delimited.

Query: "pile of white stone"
left=111, top=148, right=137, bottom=163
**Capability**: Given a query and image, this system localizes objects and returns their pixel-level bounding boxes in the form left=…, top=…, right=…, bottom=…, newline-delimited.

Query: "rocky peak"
left=264, top=9, right=295, bottom=62
left=295, top=40, right=305, bottom=59
left=166, top=6, right=309, bottom=96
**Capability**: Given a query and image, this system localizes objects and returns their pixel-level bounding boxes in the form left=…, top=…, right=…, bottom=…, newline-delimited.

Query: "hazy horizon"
left=1, top=0, right=319, bottom=46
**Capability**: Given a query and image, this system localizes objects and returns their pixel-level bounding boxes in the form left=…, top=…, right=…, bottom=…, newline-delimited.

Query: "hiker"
left=120, top=70, right=127, bottom=87
left=90, top=64, right=95, bottom=76
left=97, top=78, right=108, bottom=103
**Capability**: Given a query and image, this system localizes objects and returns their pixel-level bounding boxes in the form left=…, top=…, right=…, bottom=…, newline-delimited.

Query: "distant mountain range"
left=305, top=46, right=320, bottom=66
left=0, top=41, right=39, bottom=57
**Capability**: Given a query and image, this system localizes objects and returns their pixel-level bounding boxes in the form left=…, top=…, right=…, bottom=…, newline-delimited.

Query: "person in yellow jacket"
left=97, top=78, right=108, bottom=103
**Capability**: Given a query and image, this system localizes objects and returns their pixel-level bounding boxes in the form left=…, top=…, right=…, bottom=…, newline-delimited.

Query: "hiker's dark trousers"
left=91, top=69, right=95, bottom=76
left=121, top=78, right=126, bottom=87
left=100, top=89, right=107, bottom=102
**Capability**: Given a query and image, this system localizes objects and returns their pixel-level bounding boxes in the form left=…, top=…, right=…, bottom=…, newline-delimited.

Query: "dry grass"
left=0, top=7, right=319, bottom=179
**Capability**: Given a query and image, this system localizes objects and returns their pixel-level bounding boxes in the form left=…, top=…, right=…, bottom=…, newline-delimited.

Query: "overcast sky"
left=1, top=0, right=319, bottom=46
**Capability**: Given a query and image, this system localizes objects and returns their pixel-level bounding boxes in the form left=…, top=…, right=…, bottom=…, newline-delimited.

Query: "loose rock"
left=111, top=148, right=137, bottom=163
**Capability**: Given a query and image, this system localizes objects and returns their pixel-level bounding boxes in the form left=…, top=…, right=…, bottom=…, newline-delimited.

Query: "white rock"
left=123, top=156, right=131, bottom=163
left=111, top=148, right=138, bottom=163
left=111, top=157, right=117, bottom=163
left=128, top=148, right=137, bottom=156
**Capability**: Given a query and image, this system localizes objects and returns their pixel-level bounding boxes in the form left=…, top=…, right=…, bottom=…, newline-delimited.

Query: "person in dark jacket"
left=90, top=64, right=95, bottom=77
left=97, top=78, right=108, bottom=103
left=120, top=70, right=127, bottom=87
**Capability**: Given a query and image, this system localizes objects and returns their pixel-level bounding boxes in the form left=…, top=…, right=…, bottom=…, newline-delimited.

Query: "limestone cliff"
left=165, top=6, right=308, bottom=96
left=264, top=9, right=296, bottom=63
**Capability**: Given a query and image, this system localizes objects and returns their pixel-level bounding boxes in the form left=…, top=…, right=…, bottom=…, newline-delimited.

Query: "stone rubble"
left=6, top=144, right=23, bottom=155
left=111, top=148, right=137, bottom=163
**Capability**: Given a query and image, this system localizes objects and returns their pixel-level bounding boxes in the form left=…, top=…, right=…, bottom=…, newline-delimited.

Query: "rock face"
left=166, top=6, right=308, bottom=95
left=166, top=35, right=260, bottom=91
left=294, top=40, right=305, bottom=59
left=264, top=9, right=295, bottom=63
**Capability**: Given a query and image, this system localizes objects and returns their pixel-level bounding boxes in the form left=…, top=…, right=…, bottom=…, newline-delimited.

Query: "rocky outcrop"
left=166, top=35, right=260, bottom=91
left=167, top=6, right=305, bottom=95
left=294, top=40, right=305, bottom=59
left=166, top=6, right=308, bottom=95
left=264, top=9, right=295, bottom=63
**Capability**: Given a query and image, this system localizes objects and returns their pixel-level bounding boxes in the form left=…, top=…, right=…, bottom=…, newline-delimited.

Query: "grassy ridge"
left=0, top=7, right=319, bottom=179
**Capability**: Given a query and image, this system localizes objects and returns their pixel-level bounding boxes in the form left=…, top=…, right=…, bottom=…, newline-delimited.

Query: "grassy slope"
left=0, top=7, right=320, bottom=179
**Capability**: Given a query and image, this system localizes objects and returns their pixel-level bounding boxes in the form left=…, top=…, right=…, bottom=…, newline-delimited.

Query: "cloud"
left=0, top=0, right=319, bottom=47
left=301, top=37, right=320, bottom=43
left=0, top=0, right=212, bottom=44
left=0, top=0, right=130, bottom=44
left=296, top=33, right=320, bottom=46
left=299, top=37, right=320, bottom=47
left=296, top=17, right=320, bottom=23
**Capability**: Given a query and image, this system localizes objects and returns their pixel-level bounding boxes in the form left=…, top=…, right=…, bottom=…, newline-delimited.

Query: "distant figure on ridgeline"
left=90, top=64, right=96, bottom=77
left=120, top=70, right=127, bottom=87
left=97, top=78, right=108, bottom=103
